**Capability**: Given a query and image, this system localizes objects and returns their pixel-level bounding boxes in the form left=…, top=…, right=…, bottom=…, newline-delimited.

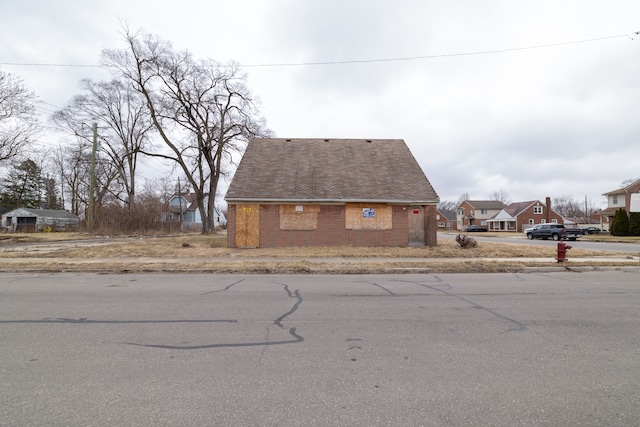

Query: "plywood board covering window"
left=346, top=203, right=392, bottom=230
left=279, top=204, right=320, bottom=230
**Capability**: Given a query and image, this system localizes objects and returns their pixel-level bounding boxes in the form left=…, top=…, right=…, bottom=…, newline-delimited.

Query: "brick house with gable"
left=225, top=138, right=440, bottom=248
left=600, top=178, right=640, bottom=227
left=486, top=197, right=564, bottom=232
left=436, top=209, right=457, bottom=230
left=456, top=200, right=505, bottom=231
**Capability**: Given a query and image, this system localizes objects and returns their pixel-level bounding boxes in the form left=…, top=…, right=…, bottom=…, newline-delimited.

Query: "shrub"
left=610, top=208, right=629, bottom=236
left=629, top=212, right=640, bottom=236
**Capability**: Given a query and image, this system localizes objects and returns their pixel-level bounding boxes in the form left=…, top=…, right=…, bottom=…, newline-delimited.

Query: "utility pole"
left=178, top=176, right=183, bottom=231
left=87, top=123, right=97, bottom=233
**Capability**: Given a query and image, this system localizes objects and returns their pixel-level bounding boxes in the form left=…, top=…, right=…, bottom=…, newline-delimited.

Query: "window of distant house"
left=613, top=195, right=618, bottom=205
left=534, top=206, right=543, bottom=214
left=528, top=219, right=534, bottom=225
left=481, top=209, right=487, bottom=214
left=436, top=214, right=441, bottom=220
left=438, top=221, right=445, bottom=227
left=458, top=208, right=464, bottom=215
left=551, top=219, right=558, bottom=223
left=541, top=219, right=546, bottom=224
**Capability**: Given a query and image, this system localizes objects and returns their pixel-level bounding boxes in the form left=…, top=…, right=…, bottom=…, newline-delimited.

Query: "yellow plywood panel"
left=235, top=204, right=260, bottom=247
left=345, top=203, right=392, bottom=230
left=279, top=204, right=320, bottom=230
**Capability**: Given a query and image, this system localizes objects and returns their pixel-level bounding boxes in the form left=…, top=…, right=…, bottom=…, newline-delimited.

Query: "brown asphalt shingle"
left=226, top=138, right=439, bottom=203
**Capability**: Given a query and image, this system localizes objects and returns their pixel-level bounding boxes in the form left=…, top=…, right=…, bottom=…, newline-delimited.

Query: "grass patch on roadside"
left=0, top=232, right=615, bottom=260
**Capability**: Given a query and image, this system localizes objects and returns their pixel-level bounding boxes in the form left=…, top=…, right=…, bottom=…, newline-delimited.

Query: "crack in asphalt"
left=395, top=276, right=528, bottom=332
left=128, top=280, right=304, bottom=350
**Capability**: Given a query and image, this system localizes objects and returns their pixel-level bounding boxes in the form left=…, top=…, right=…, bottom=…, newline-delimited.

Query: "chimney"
left=546, top=197, right=551, bottom=223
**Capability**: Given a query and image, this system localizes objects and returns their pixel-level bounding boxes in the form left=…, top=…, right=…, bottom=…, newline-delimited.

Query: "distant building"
left=600, top=178, right=640, bottom=228
left=161, top=193, right=226, bottom=231
left=436, top=209, right=457, bottom=231
left=456, top=200, right=505, bottom=231
left=486, top=197, right=564, bottom=232
left=1, top=208, right=79, bottom=232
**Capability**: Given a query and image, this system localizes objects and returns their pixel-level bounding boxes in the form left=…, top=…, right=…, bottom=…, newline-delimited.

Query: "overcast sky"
left=1, top=0, right=639, bottom=208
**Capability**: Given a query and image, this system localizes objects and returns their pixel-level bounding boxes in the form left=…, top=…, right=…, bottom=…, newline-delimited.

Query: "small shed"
left=225, top=138, right=440, bottom=248
left=1, top=208, right=80, bottom=232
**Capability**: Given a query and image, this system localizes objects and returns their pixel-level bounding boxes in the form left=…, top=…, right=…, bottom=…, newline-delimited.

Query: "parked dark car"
left=581, top=226, right=601, bottom=234
left=466, top=225, right=488, bottom=232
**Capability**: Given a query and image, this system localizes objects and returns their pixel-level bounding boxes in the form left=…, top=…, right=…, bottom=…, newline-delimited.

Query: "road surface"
left=1, top=271, right=640, bottom=426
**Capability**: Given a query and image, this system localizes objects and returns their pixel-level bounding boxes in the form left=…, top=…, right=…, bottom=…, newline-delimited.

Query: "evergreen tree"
left=610, top=208, right=629, bottom=236
left=42, top=176, right=62, bottom=209
left=0, top=159, right=42, bottom=209
left=628, top=211, right=640, bottom=236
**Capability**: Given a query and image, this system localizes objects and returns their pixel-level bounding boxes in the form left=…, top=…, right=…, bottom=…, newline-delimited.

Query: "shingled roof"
left=225, top=138, right=439, bottom=204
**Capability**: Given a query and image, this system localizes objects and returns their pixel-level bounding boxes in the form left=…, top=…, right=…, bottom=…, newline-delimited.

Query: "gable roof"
left=504, top=201, right=537, bottom=217
left=3, top=208, right=78, bottom=219
left=603, top=178, right=640, bottom=196
left=167, top=193, right=198, bottom=210
left=438, top=209, right=457, bottom=221
left=225, top=138, right=439, bottom=204
left=462, top=200, right=506, bottom=210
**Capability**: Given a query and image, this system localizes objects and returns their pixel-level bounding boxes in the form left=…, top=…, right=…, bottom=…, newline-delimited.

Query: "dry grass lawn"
left=0, top=231, right=636, bottom=274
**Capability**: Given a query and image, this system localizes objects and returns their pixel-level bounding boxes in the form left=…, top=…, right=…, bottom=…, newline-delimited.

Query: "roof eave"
left=225, top=197, right=439, bottom=205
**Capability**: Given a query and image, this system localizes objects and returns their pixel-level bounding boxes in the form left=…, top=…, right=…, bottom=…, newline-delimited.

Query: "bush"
left=629, top=212, right=640, bottom=236
left=610, top=208, right=629, bottom=236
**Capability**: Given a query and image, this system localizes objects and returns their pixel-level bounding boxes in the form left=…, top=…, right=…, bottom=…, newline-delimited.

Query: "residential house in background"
left=1, top=208, right=79, bottom=232
left=161, top=193, right=226, bottom=231
left=486, top=197, right=563, bottom=232
left=456, top=200, right=505, bottom=231
left=600, top=178, right=640, bottom=228
left=436, top=209, right=457, bottom=231
left=225, top=138, right=440, bottom=248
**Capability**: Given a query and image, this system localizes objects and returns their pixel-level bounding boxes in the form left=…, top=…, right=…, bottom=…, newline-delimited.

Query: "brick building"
left=486, top=197, right=564, bottom=232
left=225, top=138, right=440, bottom=248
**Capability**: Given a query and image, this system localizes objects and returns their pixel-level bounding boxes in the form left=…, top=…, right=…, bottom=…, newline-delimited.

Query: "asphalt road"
left=2, top=271, right=640, bottom=426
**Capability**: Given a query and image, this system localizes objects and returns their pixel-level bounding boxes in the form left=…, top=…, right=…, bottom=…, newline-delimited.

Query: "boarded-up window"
left=345, top=203, right=392, bottom=230
left=279, top=204, right=320, bottom=230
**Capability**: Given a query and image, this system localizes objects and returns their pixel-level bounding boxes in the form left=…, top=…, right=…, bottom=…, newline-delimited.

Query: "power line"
left=0, top=31, right=636, bottom=70
left=242, top=33, right=638, bottom=68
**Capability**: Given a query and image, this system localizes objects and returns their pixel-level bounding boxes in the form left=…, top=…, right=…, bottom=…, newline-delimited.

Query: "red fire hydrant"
left=556, top=242, right=572, bottom=262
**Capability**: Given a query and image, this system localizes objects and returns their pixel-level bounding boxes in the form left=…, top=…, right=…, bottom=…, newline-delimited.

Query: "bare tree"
left=52, top=79, right=153, bottom=213
left=489, top=189, right=511, bottom=205
left=103, top=28, right=272, bottom=234
left=456, top=193, right=471, bottom=206
left=52, top=140, right=90, bottom=216
left=437, top=200, right=457, bottom=212
left=0, top=71, right=38, bottom=163
left=552, top=195, right=582, bottom=218
left=50, top=135, right=121, bottom=223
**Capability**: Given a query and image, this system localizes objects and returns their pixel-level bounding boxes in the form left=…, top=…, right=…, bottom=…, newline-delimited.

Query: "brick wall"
left=424, top=204, right=438, bottom=247
left=226, top=204, right=237, bottom=248
left=227, top=203, right=438, bottom=248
